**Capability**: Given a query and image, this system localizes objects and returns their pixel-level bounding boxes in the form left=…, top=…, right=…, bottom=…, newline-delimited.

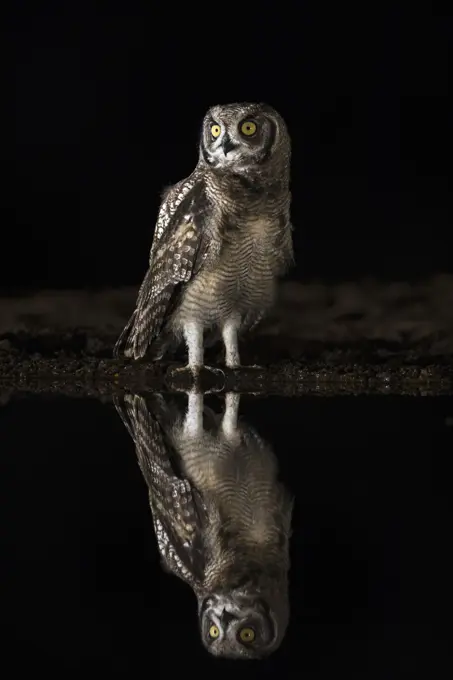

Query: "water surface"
left=1, top=392, right=451, bottom=676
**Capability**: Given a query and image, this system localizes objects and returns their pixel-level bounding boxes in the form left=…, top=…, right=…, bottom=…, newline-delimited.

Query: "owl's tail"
left=112, top=309, right=137, bottom=358
left=113, top=266, right=175, bottom=361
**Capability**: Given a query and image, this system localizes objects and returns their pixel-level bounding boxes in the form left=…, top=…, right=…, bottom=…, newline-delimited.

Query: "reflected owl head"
left=199, top=102, right=290, bottom=173
left=197, top=588, right=289, bottom=660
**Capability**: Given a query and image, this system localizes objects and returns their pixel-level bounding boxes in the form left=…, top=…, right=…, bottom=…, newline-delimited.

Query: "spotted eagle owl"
left=114, top=391, right=294, bottom=659
left=114, top=102, right=293, bottom=373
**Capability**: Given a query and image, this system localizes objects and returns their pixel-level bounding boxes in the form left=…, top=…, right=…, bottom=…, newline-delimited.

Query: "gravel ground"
left=1, top=276, right=453, bottom=397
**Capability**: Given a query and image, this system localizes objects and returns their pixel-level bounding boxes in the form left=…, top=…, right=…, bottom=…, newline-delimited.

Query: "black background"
left=8, top=2, right=452, bottom=291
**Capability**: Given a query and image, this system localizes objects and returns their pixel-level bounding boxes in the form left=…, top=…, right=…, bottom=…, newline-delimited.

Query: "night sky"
left=9, top=3, right=451, bottom=291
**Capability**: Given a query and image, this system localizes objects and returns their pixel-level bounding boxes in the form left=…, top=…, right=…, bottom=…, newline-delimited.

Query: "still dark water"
left=1, top=392, right=452, bottom=677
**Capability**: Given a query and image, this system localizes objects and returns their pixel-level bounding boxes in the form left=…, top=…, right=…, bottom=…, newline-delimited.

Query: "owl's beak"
left=220, top=608, right=237, bottom=625
left=222, top=135, right=237, bottom=156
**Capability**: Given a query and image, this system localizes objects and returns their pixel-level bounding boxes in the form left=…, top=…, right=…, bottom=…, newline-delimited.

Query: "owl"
left=114, top=102, right=293, bottom=373
left=115, top=390, right=294, bottom=659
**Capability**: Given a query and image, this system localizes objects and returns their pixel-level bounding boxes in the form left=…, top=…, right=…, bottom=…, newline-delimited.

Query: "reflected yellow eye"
left=238, top=626, right=256, bottom=643
left=211, top=124, right=221, bottom=138
left=240, top=120, right=257, bottom=136
left=209, top=624, right=220, bottom=639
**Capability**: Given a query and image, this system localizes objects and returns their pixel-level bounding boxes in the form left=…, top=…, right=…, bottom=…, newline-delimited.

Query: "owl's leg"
left=222, top=315, right=241, bottom=368
left=183, top=388, right=204, bottom=437
left=183, top=321, right=204, bottom=374
left=221, top=392, right=241, bottom=443
left=166, top=321, right=224, bottom=389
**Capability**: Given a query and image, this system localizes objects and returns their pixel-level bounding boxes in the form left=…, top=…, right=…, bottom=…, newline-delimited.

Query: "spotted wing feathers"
left=114, top=172, right=210, bottom=360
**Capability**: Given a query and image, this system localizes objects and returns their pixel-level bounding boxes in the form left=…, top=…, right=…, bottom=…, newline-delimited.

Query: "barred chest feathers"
left=174, top=215, right=280, bottom=328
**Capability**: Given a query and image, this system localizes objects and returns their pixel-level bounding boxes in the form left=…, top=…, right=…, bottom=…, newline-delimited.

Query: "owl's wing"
left=114, top=394, right=207, bottom=588
left=114, top=170, right=214, bottom=359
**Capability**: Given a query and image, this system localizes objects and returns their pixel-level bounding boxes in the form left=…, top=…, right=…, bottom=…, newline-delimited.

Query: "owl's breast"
left=174, top=217, right=278, bottom=327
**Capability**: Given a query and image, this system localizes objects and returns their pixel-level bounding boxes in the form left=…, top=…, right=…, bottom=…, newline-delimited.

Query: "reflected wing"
left=114, top=170, right=213, bottom=359
left=115, top=394, right=207, bottom=587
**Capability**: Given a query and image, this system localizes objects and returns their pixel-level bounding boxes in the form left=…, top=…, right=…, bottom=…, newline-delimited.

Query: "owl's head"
left=199, top=102, right=290, bottom=175
left=197, top=587, right=289, bottom=660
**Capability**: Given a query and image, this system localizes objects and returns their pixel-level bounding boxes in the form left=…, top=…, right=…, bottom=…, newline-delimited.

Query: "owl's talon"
left=203, top=367, right=226, bottom=394
left=166, top=364, right=226, bottom=393
left=206, top=366, right=225, bottom=378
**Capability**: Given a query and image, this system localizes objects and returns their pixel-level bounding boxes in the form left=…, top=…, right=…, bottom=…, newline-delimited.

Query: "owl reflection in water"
left=115, top=391, right=294, bottom=659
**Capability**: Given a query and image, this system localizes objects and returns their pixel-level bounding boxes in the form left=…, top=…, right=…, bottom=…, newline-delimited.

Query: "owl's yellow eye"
left=209, top=624, right=220, bottom=639
left=240, top=120, right=257, bottom=137
left=238, top=626, right=256, bottom=643
left=211, top=124, right=221, bottom=138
